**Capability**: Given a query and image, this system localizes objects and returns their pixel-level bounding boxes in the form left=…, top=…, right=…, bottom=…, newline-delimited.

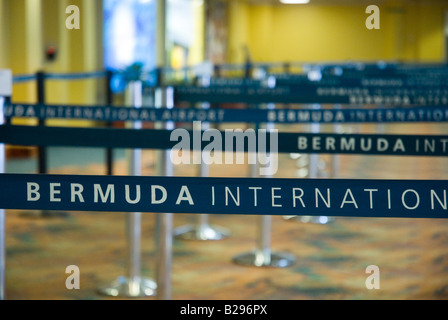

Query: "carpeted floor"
left=3, top=122, right=448, bottom=300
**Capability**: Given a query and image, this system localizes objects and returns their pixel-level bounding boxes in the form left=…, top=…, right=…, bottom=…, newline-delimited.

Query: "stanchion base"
left=232, top=251, right=296, bottom=268
left=97, top=276, right=157, bottom=298
left=174, top=224, right=230, bottom=241
left=19, top=210, right=70, bottom=219
left=283, top=215, right=333, bottom=225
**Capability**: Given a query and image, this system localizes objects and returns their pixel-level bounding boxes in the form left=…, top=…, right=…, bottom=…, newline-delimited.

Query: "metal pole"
left=36, top=71, right=47, bottom=175
left=233, top=103, right=296, bottom=268
left=284, top=104, right=332, bottom=225
left=105, top=70, right=114, bottom=176
left=308, top=105, right=320, bottom=179
left=126, top=81, right=144, bottom=294
left=307, top=104, right=332, bottom=224
left=155, top=86, right=174, bottom=300
left=154, top=0, right=171, bottom=298
left=0, top=69, right=12, bottom=300
left=36, top=72, right=51, bottom=218
left=258, top=118, right=275, bottom=265
left=174, top=77, right=230, bottom=240
left=0, top=97, right=5, bottom=300
left=331, top=104, right=342, bottom=179
left=257, top=215, right=272, bottom=266
left=24, top=72, right=67, bottom=218
left=98, top=81, right=156, bottom=297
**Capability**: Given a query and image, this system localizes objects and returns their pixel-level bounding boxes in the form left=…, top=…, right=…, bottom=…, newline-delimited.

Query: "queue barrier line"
left=12, top=75, right=38, bottom=83
left=5, top=103, right=448, bottom=124
left=44, top=71, right=108, bottom=80
left=12, top=70, right=116, bottom=192
left=5, top=67, right=446, bottom=300
left=1, top=125, right=448, bottom=157
left=173, top=86, right=447, bottom=105
left=12, top=70, right=107, bottom=84
left=175, top=70, right=448, bottom=264
left=0, top=66, right=446, bottom=302
left=0, top=173, right=447, bottom=219
left=174, top=86, right=352, bottom=104
left=10, top=62, right=448, bottom=86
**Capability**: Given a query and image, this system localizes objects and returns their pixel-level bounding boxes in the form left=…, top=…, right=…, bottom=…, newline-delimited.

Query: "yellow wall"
left=228, top=0, right=250, bottom=64
left=2, top=0, right=447, bottom=106
left=188, top=0, right=205, bottom=66
left=42, top=0, right=103, bottom=107
left=0, top=0, right=10, bottom=69
left=0, top=0, right=102, bottom=100
left=228, top=2, right=448, bottom=64
left=0, top=0, right=104, bottom=126
left=0, top=0, right=199, bottom=106
left=7, top=0, right=41, bottom=103
left=414, top=4, right=445, bottom=61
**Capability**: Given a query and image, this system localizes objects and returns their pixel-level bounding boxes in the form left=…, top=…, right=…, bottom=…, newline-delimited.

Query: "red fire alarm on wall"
left=45, top=45, right=57, bottom=62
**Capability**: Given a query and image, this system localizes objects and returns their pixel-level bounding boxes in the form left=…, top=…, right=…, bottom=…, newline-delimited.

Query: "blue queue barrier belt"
left=12, top=75, right=38, bottom=84
left=173, top=85, right=447, bottom=105
left=12, top=71, right=107, bottom=83
left=0, top=173, right=446, bottom=219
left=175, top=86, right=351, bottom=104
left=6, top=103, right=448, bottom=124
left=1, top=125, right=448, bottom=156
left=44, top=71, right=107, bottom=80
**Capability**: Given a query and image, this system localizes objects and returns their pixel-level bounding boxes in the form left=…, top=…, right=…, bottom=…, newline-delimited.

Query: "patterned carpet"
left=3, top=122, right=448, bottom=300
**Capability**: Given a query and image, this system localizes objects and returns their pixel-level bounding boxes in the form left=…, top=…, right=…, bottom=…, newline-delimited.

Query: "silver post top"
left=0, top=70, right=12, bottom=98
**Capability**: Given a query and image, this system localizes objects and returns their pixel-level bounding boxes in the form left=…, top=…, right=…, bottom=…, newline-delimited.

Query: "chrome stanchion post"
left=105, top=69, right=114, bottom=176
left=284, top=104, right=332, bottom=225
left=0, top=69, right=12, bottom=300
left=22, top=71, right=69, bottom=218
left=174, top=76, right=229, bottom=241
left=36, top=71, right=47, bottom=176
left=0, top=97, right=4, bottom=301
left=155, top=86, right=174, bottom=300
left=308, top=106, right=320, bottom=179
left=98, top=80, right=156, bottom=297
left=233, top=103, right=296, bottom=268
left=331, top=104, right=342, bottom=179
